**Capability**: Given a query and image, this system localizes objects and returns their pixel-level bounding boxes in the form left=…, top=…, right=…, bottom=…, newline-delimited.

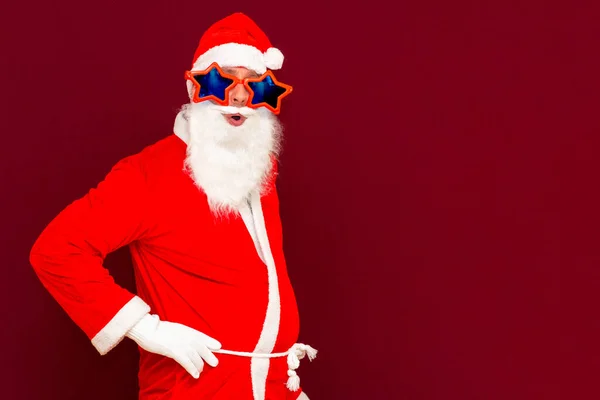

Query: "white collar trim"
left=173, top=110, right=190, bottom=145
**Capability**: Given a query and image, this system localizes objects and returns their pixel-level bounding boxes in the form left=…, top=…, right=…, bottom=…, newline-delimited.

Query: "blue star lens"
left=192, top=68, right=234, bottom=101
left=248, top=75, right=287, bottom=109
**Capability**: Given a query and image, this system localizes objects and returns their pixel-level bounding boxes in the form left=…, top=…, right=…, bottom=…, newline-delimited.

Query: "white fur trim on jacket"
left=91, top=296, right=151, bottom=355
left=248, top=189, right=282, bottom=399
left=192, top=43, right=284, bottom=75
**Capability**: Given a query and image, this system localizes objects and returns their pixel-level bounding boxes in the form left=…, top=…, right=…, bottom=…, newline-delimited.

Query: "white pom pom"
left=264, top=47, right=284, bottom=70
left=286, top=370, right=300, bottom=391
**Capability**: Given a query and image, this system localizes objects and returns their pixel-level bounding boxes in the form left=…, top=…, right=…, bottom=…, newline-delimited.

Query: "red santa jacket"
left=29, top=117, right=304, bottom=400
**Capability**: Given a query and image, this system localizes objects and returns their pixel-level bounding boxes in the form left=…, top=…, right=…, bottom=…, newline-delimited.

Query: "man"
left=29, top=12, right=316, bottom=400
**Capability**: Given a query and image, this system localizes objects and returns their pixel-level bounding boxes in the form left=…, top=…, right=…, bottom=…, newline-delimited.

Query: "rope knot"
left=285, top=343, right=318, bottom=392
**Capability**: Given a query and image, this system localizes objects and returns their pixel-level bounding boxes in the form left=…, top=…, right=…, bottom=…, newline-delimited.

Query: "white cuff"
left=91, top=296, right=151, bottom=355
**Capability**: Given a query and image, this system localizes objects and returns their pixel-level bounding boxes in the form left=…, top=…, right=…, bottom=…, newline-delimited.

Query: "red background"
left=1, top=1, right=595, bottom=399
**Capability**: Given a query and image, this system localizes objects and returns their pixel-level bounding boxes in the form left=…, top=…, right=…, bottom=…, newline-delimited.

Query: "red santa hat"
left=190, top=12, right=284, bottom=75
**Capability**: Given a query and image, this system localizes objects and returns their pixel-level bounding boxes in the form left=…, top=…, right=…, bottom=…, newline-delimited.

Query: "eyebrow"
left=223, top=67, right=259, bottom=78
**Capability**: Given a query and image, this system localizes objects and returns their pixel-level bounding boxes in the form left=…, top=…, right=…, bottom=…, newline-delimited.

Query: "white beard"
left=181, top=101, right=282, bottom=218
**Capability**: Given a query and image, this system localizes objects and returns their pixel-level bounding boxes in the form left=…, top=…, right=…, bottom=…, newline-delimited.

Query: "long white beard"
left=181, top=101, right=282, bottom=218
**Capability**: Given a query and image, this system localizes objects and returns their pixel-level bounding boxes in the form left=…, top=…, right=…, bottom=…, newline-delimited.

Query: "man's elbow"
left=28, top=227, right=57, bottom=273
left=29, top=232, right=47, bottom=272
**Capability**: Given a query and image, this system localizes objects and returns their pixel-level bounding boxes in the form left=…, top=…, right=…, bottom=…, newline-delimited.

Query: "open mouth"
left=224, top=113, right=246, bottom=126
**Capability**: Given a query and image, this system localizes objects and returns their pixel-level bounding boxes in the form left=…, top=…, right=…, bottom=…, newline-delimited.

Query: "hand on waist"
left=126, top=313, right=221, bottom=379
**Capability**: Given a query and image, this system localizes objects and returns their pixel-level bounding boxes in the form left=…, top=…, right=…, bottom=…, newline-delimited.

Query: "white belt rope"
left=213, top=343, right=317, bottom=391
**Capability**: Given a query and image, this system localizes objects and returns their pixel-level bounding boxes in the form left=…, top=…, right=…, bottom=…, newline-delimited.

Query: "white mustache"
left=209, top=104, right=257, bottom=117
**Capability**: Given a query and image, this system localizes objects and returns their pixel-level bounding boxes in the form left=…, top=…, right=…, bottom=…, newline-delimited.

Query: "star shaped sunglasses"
left=184, top=62, right=293, bottom=115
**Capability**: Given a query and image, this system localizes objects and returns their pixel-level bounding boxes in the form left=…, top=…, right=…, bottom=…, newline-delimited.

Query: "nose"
left=229, top=84, right=249, bottom=107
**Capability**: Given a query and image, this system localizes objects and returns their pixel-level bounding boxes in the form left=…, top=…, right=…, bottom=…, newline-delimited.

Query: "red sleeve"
left=29, top=155, right=152, bottom=355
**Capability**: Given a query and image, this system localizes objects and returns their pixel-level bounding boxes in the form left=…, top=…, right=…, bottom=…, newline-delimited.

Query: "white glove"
left=126, top=313, right=221, bottom=379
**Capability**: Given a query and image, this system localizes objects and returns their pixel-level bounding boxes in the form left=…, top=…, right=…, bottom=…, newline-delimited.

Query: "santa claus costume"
left=29, top=12, right=316, bottom=400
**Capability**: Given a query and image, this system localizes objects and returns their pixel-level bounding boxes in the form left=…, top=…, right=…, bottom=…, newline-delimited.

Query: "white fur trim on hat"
left=192, top=43, right=284, bottom=74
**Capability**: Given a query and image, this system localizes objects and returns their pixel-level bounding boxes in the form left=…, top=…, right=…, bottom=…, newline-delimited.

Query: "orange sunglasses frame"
left=184, top=62, right=293, bottom=115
